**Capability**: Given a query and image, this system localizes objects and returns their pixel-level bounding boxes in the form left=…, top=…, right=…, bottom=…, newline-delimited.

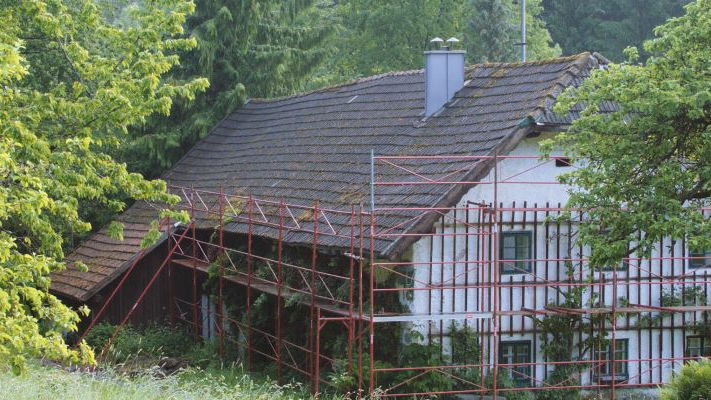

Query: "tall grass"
left=0, top=362, right=344, bottom=400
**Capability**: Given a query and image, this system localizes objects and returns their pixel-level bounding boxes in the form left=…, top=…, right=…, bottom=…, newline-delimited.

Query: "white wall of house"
left=402, top=132, right=711, bottom=387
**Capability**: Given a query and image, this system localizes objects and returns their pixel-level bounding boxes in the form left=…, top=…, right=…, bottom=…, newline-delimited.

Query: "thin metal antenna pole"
left=520, top=0, right=526, bottom=62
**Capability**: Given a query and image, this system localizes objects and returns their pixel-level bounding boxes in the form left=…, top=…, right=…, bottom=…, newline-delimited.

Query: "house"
left=50, top=48, right=709, bottom=397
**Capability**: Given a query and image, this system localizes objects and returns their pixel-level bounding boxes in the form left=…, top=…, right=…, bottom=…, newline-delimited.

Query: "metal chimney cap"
left=446, top=37, right=460, bottom=43
left=430, top=37, right=444, bottom=44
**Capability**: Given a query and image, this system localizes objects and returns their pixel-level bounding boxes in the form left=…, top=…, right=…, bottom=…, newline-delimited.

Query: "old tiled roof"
left=52, top=52, right=607, bottom=302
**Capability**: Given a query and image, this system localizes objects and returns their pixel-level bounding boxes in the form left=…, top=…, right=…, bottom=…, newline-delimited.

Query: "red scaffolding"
left=81, top=154, right=711, bottom=399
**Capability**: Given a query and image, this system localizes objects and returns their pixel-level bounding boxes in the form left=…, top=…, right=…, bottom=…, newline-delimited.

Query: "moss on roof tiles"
left=52, top=52, right=607, bottom=302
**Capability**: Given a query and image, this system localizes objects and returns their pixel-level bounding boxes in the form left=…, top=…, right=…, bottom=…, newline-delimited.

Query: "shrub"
left=84, top=322, right=121, bottom=351
left=485, top=371, right=533, bottom=400
left=85, top=323, right=195, bottom=361
left=660, top=359, right=711, bottom=400
left=533, top=366, right=581, bottom=400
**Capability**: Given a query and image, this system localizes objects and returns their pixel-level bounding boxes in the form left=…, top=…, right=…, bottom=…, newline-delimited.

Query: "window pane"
left=690, top=250, right=711, bottom=268
left=516, top=242, right=529, bottom=260
left=503, top=246, right=516, bottom=261
left=686, top=337, right=708, bottom=358
left=504, top=234, right=516, bottom=248
left=500, top=341, right=531, bottom=387
left=597, top=344, right=610, bottom=376
left=501, top=232, right=532, bottom=273
left=516, top=233, right=530, bottom=249
left=614, top=340, right=628, bottom=375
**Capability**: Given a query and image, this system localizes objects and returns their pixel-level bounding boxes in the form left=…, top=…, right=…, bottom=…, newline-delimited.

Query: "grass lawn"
left=0, top=361, right=343, bottom=400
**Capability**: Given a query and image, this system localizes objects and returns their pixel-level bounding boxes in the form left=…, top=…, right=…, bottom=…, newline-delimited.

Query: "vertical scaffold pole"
left=277, top=199, right=284, bottom=385
left=370, top=150, right=375, bottom=213
left=348, top=206, right=356, bottom=373
left=167, top=215, right=176, bottom=326
left=611, top=263, right=618, bottom=400
left=247, top=194, right=254, bottom=370
left=357, top=207, right=365, bottom=399
left=315, top=307, right=322, bottom=397
left=310, top=202, right=319, bottom=394
left=218, top=187, right=225, bottom=356
left=191, top=186, right=199, bottom=341
left=492, top=153, right=500, bottom=400
left=368, top=150, right=376, bottom=396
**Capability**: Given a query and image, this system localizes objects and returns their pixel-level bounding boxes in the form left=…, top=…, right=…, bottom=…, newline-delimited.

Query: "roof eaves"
left=53, top=231, right=169, bottom=303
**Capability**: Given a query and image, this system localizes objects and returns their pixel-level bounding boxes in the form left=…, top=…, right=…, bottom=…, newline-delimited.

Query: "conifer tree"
left=124, top=0, right=333, bottom=178
left=308, top=0, right=467, bottom=84
left=466, top=0, right=560, bottom=63
left=542, top=0, right=690, bottom=61
left=466, top=0, right=517, bottom=63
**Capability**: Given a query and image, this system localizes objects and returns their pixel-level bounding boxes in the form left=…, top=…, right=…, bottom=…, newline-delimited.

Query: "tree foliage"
left=0, top=0, right=206, bottom=372
left=309, top=0, right=560, bottom=87
left=542, top=0, right=690, bottom=62
left=660, top=359, right=711, bottom=400
left=307, top=0, right=467, bottom=84
left=547, top=0, right=711, bottom=267
left=466, top=0, right=517, bottom=63
left=466, top=0, right=560, bottom=63
left=124, top=0, right=334, bottom=178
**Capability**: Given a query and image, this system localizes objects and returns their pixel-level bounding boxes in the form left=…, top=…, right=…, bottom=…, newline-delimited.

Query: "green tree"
left=520, top=0, right=561, bottom=60
left=124, top=0, right=333, bottom=178
left=0, top=0, right=206, bottom=373
left=546, top=0, right=711, bottom=268
left=542, top=0, right=690, bottom=61
left=311, top=0, right=467, bottom=81
left=310, top=0, right=559, bottom=88
left=466, top=0, right=517, bottom=63
left=466, top=0, right=560, bottom=63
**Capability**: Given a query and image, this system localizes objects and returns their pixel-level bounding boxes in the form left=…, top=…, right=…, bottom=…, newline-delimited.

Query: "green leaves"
left=106, top=221, right=124, bottom=241
left=0, top=0, right=204, bottom=373
left=660, top=358, right=711, bottom=400
left=541, top=0, right=690, bottom=62
left=123, top=0, right=330, bottom=178
left=551, top=0, right=711, bottom=267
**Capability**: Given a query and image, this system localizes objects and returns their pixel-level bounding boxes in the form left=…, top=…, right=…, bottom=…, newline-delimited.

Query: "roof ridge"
left=249, top=69, right=424, bottom=104
left=466, top=52, right=592, bottom=70
left=250, top=53, right=595, bottom=105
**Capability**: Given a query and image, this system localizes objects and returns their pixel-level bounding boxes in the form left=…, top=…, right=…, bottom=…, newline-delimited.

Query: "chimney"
left=424, top=37, right=465, bottom=117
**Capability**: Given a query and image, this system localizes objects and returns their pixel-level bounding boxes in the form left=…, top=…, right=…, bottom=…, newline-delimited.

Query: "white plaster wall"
left=404, top=132, right=711, bottom=386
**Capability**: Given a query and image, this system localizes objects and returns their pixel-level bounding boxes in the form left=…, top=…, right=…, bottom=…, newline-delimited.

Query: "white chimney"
left=424, top=38, right=465, bottom=117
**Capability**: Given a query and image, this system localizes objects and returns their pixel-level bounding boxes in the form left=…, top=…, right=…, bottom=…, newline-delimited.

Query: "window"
left=598, top=261, right=627, bottom=272
left=594, top=339, right=628, bottom=381
left=686, top=336, right=711, bottom=358
left=501, top=231, right=532, bottom=274
left=689, top=248, right=711, bottom=269
left=499, top=341, right=532, bottom=387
